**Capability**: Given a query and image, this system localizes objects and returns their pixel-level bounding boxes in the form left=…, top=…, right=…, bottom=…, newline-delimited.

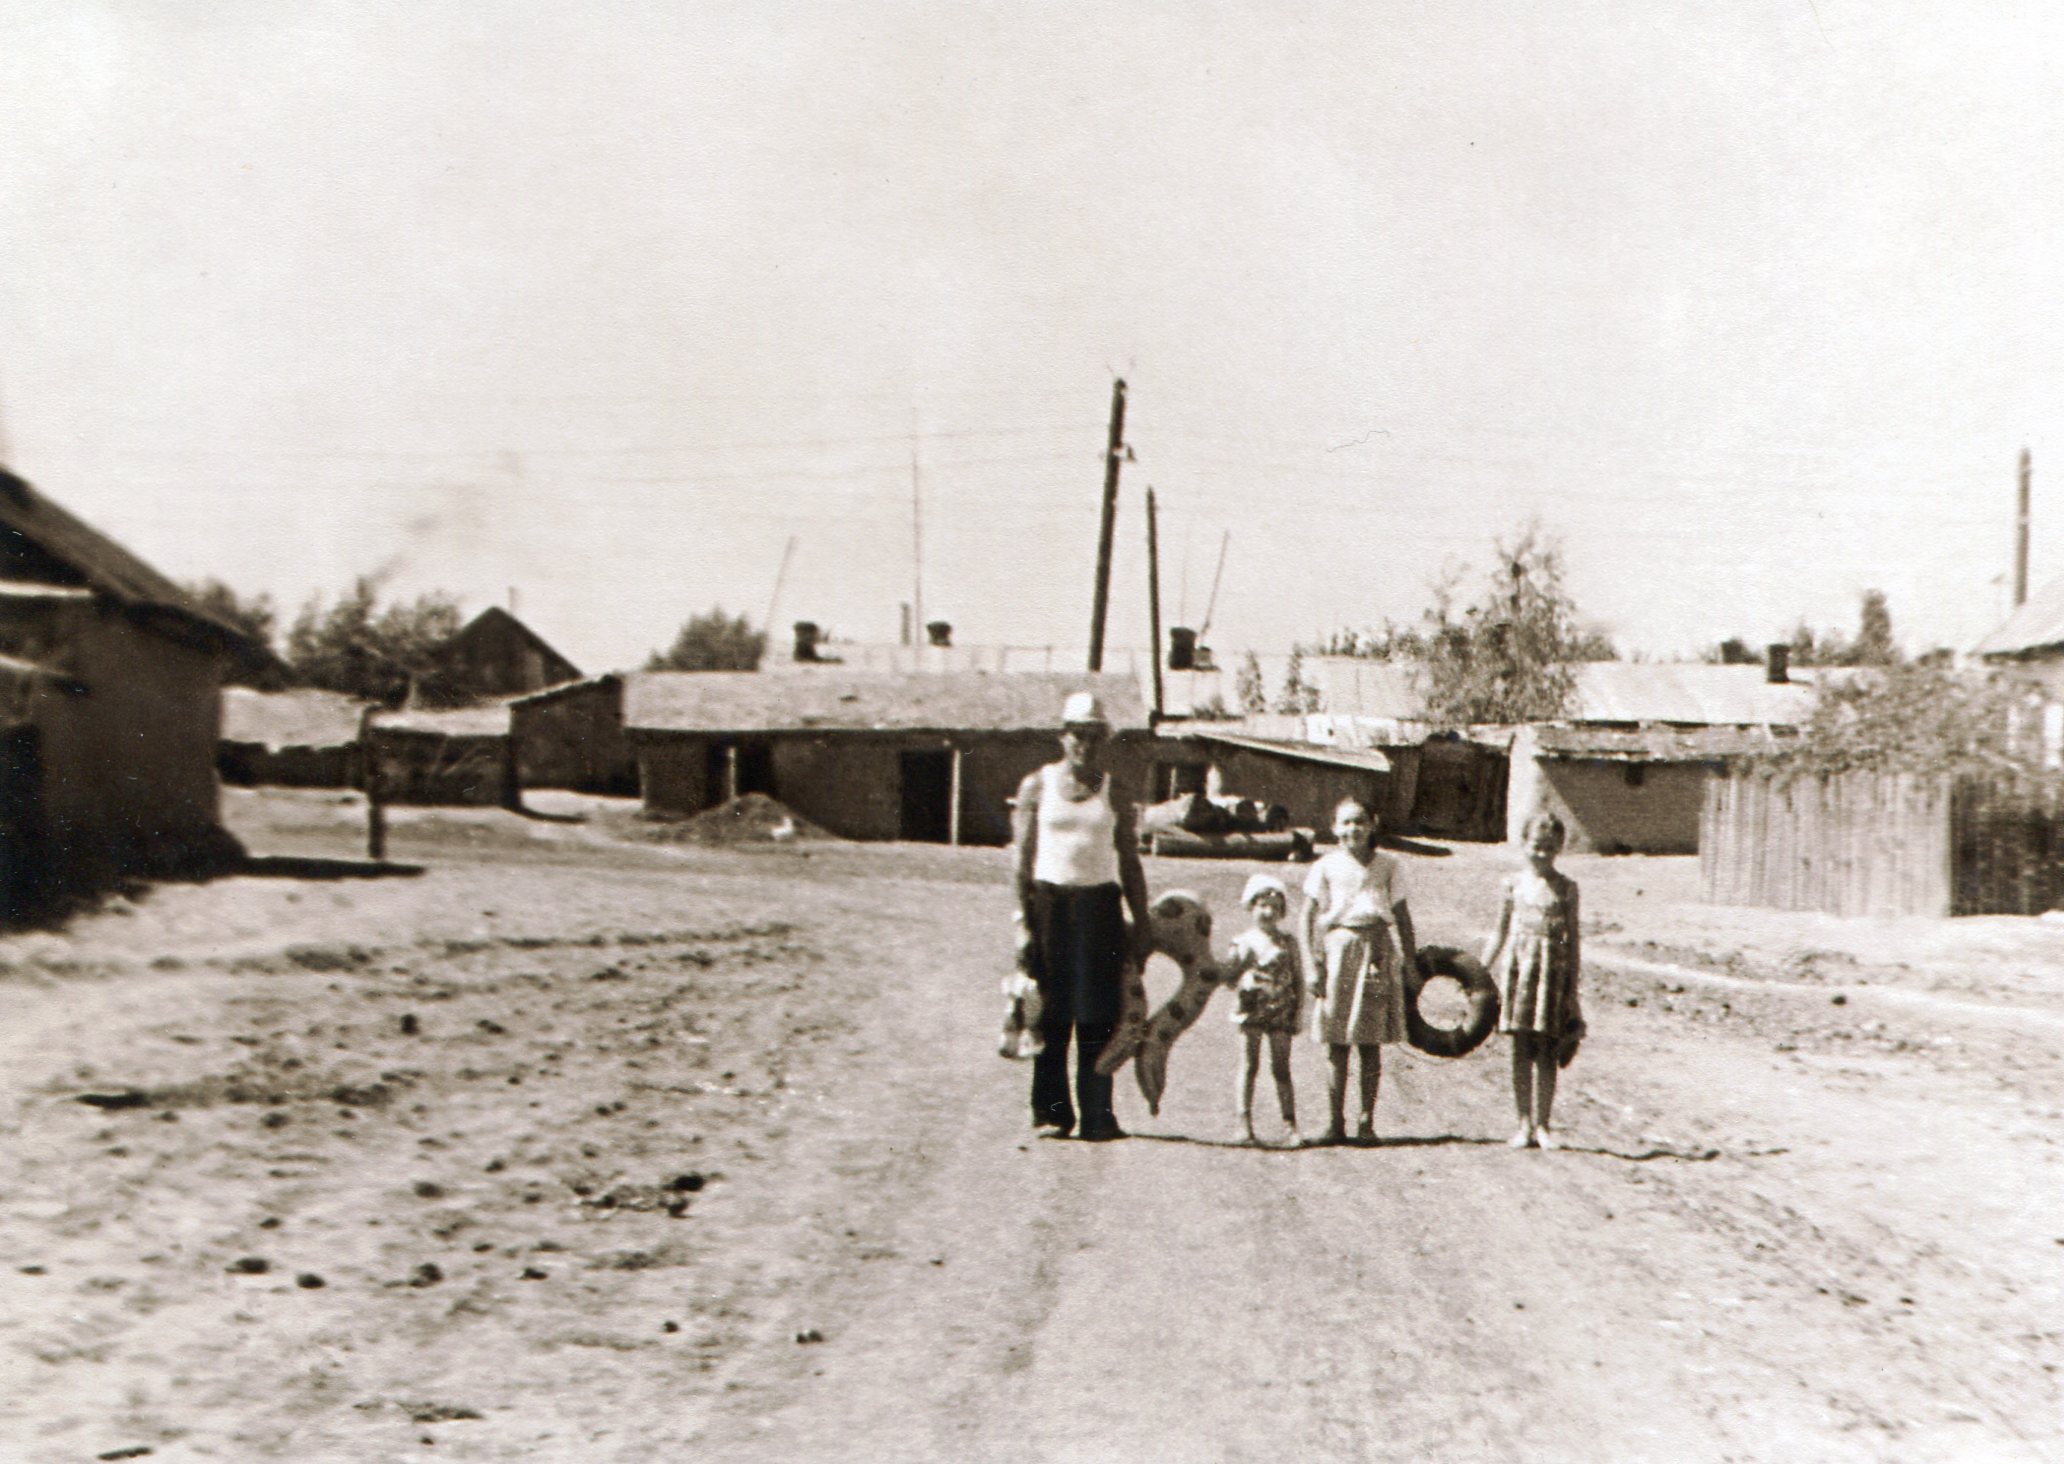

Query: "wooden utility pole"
left=1087, top=378, right=1128, bottom=671
left=2016, top=447, right=2032, bottom=608
left=1146, top=486, right=1165, bottom=722
left=359, top=705, right=386, bottom=863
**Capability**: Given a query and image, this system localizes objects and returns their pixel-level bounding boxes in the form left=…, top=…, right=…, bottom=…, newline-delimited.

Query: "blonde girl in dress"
left=1224, top=873, right=1302, bottom=1146
left=1482, top=811, right=1584, bottom=1150
left=1299, top=798, right=1421, bottom=1146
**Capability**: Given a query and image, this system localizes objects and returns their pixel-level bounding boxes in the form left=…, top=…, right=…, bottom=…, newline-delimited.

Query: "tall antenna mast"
left=764, top=534, right=798, bottom=634
left=1198, top=529, right=1231, bottom=636
left=911, top=408, right=925, bottom=641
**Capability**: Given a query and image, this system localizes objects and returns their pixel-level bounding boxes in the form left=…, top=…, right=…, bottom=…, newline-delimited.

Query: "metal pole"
left=1146, top=486, right=1165, bottom=722
left=911, top=411, right=925, bottom=643
left=2016, top=447, right=2032, bottom=608
left=948, top=744, right=963, bottom=846
left=1088, top=378, right=1128, bottom=671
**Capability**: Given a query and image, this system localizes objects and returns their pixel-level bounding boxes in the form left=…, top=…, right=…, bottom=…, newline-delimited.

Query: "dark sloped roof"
left=623, top=670, right=1148, bottom=734
left=0, top=466, right=264, bottom=658
left=1974, top=576, right=2064, bottom=658
left=438, top=606, right=582, bottom=681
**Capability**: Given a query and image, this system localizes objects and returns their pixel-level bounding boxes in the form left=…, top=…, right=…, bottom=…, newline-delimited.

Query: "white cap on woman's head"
left=1241, top=873, right=1289, bottom=908
left=1060, top=691, right=1109, bottom=728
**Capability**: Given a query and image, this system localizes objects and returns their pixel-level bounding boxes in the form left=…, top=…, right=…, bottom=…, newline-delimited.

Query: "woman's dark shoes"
left=1032, top=1114, right=1075, bottom=1139
left=1078, top=1118, right=1128, bottom=1142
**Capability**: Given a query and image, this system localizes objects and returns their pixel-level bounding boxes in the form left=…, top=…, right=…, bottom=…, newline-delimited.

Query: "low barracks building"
left=522, top=669, right=1149, bottom=845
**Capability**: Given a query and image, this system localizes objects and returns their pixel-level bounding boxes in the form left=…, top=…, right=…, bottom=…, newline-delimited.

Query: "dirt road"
left=1, top=791, right=2059, bottom=1461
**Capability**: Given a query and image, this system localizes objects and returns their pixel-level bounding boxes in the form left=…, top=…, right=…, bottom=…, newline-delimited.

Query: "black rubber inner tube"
left=1405, top=946, right=1500, bottom=1058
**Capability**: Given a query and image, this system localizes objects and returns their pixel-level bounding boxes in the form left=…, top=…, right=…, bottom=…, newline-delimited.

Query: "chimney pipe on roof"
left=792, top=621, right=820, bottom=663
left=925, top=620, right=952, bottom=648
left=1765, top=643, right=1789, bottom=684
left=1167, top=626, right=1197, bottom=670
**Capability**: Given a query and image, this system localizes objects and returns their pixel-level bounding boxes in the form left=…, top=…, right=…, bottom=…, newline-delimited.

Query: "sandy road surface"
left=1, top=791, right=2060, bottom=1461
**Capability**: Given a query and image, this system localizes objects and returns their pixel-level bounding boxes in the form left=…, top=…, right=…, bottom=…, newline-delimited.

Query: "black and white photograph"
left=2, top=3, right=2061, bottom=1459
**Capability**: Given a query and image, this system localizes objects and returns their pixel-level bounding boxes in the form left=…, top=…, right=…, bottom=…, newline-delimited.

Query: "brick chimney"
left=1167, top=626, right=1197, bottom=671
left=1765, top=643, right=1789, bottom=684
left=792, top=621, right=821, bottom=663
left=925, top=620, right=952, bottom=648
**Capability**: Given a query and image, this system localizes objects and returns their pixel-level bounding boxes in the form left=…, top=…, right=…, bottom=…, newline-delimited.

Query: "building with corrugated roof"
left=520, top=668, right=1148, bottom=843
left=1974, top=576, right=2064, bottom=699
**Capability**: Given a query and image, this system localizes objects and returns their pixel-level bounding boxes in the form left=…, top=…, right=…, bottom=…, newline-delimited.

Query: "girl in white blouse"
left=1299, top=797, right=1421, bottom=1146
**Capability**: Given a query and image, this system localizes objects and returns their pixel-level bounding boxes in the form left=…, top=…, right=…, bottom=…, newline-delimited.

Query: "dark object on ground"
left=98, top=1449, right=153, bottom=1461
left=405, top=1403, right=483, bottom=1424
left=1405, top=947, right=1501, bottom=1058
left=1138, top=792, right=1290, bottom=838
left=76, top=1091, right=151, bottom=1110
left=296, top=1272, right=326, bottom=1289
left=226, top=1256, right=271, bottom=1275
left=235, top=856, right=425, bottom=880
left=795, top=1328, right=825, bottom=1344
left=1144, top=827, right=1313, bottom=861
left=409, top=1262, right=444, bottom=1287
left=630, top=792, right=834, bottom=846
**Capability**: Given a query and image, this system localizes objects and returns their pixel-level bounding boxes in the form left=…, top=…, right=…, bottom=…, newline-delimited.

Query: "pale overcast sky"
left=3, top=1, right=2061, bottom=673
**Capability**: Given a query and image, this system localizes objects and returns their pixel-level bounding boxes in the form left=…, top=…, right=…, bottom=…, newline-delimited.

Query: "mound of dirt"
left=632, top=793, right=837, bottom=846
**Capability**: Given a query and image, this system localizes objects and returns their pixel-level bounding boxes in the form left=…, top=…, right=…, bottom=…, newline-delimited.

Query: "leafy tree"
left=185, top=578, right=277, bottom=653
left=1234, top=652, right=1268, bottom=716
left=1273, top=650, right=1322, bottom=714
left=646, top=607, right=765, bottom=672
left=286, top=578, right=464, bottom=704
left=1757, top=662, right=2051, bottom=782
left=1772, top=590, right=1901, bottom=669
left=1851, top=588, right=1897, bottom=667
left=185, top=578, right=282, bottom=686
left=1396, top=522, right=1601, bottom=724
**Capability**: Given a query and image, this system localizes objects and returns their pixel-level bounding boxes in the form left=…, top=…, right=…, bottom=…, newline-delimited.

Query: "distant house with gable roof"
left=426, top=606, right=581, bottom=703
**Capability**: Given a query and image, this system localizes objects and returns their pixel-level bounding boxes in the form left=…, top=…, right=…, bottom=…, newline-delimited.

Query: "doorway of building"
left=703, top=738, right=775, bottom=807
left=0, top=725, right=43, bottom=922
left=898, top=748, right=953, bottom=842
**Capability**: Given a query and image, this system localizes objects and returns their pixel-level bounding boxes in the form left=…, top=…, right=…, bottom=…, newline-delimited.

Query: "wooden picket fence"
left=1701, top=768, right=2064, bottom=917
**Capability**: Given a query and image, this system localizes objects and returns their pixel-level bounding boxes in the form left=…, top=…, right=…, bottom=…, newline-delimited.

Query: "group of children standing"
left=1221, top=797, right=1583, bottom=1149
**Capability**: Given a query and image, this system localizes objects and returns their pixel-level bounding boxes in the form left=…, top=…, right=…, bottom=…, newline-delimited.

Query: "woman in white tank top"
left=1011, top=692, right=1151, bottom=1141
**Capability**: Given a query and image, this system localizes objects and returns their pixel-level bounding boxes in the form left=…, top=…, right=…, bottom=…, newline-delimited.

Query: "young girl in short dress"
left=1299, top=798, right=1420, bottom=1146
left=1224, top=873, right=1301, bottom=1146
left=1482, top=811, right=1583, bottom=1150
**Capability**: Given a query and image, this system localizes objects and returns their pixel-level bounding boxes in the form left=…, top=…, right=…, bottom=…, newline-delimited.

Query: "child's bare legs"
left=1530, top=1036, right=1560, bottom=1148
left=1268, top=1032, right=1296, bottom=1141
left=1509, top=1034, right=1561, bottom=1147
left=1237, top=1032, right=1262, bottom=1142
left=1509, top=1034, right=1536, bottom=1146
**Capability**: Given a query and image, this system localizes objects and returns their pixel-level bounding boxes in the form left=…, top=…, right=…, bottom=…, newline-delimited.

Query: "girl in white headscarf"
left=1224, top=872, right=1302, bottom=1145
